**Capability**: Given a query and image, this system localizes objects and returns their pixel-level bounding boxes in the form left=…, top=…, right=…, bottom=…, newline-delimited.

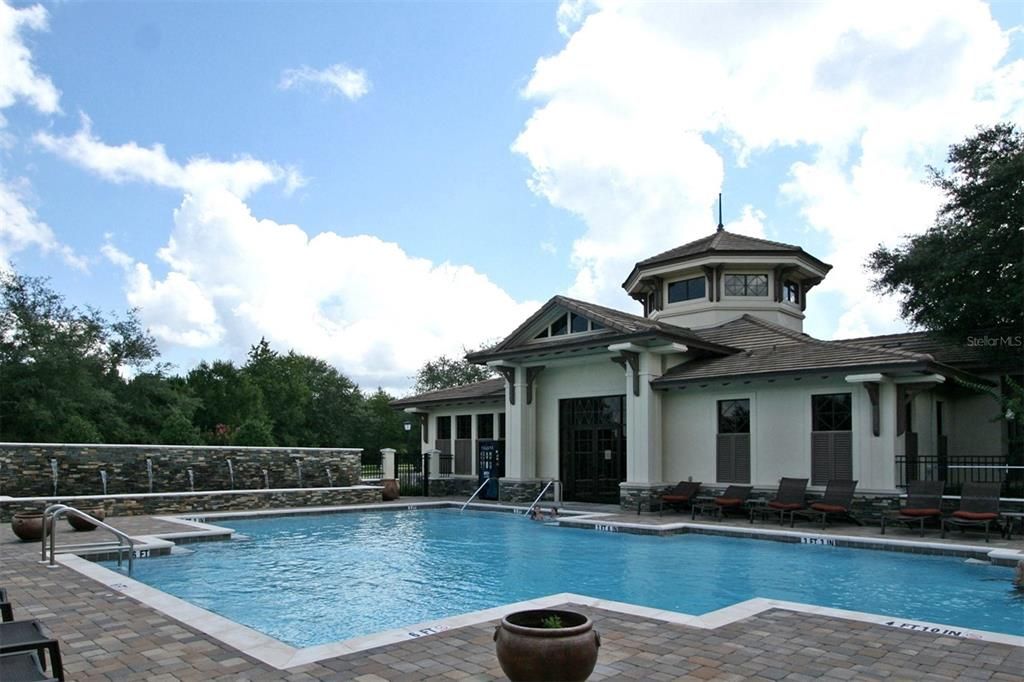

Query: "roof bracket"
left=526, top=366, right=545, bottom=405
left=495, top=366, right=516, bottom=405
left=611, top=351, right=640, bottom=396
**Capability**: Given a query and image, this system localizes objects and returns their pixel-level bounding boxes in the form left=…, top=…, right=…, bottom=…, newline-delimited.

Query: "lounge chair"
left=790, top=479, right=860, bottom=530
left=0, top=587, right=13, bottom=622
left=659, top=481, right=702, bottom=516
left=751, top=477, right=808, bottom=525
left=880, top=480, right=944, bottom=537
left=0, top=651, right=59, bottom=682
left=0, top=620, right=64, bottom=681
left=705, top=485, right=753, bottom=520
left=941, top=481, right=1002, bottom=543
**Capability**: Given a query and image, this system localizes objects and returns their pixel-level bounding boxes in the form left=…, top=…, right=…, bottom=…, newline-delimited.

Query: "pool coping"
left=51, top=502, right=1024, bottom=670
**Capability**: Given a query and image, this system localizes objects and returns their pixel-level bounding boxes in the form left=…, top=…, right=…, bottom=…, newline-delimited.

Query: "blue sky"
left=1, top=0, right=1022, bottom=393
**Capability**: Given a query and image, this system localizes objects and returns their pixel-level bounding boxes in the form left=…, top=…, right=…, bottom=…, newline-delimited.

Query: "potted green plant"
left=493, top=608, right=600, bottom=681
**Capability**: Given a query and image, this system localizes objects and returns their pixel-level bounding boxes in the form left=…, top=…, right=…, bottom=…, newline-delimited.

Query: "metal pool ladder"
left=40, top=504, right=137, bottom=575
left=461, top=477, right=493, bottom=512
left=525, top=480, right=559, bottom=518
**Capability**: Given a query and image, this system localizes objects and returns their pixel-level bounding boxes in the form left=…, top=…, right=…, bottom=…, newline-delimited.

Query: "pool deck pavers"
left=1, top=502, right=1022, bottom=681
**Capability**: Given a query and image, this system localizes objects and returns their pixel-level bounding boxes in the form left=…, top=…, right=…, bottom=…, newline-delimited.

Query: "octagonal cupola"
left=622, top=227, right=832, bottom=332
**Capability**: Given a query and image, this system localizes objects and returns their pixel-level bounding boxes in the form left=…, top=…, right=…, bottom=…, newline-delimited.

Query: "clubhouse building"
left=393, top=228, right=1016, bottom=507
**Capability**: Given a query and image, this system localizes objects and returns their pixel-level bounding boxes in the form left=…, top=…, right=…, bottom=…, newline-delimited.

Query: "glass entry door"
left=559, top=396, right=626, bottom=503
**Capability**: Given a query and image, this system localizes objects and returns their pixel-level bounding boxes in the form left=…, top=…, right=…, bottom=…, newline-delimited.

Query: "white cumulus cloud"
left=47, top=127, right=536, bottom=390
left=0, top=0, right=83, bottom=271
left=279, top=63, right=371, bottom=101
left=515, top=0, right=1024, bottom=335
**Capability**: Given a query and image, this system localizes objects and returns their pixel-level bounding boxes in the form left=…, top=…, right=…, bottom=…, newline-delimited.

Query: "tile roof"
left=626, top=229, right=832, bottom=277
left=648, top=313, right=1001, bottom=386
left=654, top=341, right=932, bottom=386
left=391, top=377, right=505, bottom=408
left=689, top=314, right=811, bottom=350
left=837, top=331, right=1006, bottom=368
left=467, top=295, right=735, bottom=363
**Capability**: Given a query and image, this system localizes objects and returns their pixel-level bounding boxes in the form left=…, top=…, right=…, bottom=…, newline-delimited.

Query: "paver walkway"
left=1, top=510, right=1022, bottom=681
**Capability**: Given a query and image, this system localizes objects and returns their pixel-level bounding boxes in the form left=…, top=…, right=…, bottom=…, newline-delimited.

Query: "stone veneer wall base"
left=0, top=487, right=380, bottom=521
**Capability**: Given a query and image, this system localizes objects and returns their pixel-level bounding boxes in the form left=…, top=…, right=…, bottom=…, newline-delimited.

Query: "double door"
left=559, top=396, right=626, bottom=503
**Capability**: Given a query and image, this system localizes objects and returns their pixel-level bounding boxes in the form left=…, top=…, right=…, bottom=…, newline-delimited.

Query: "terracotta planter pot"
left=68, top=507, right=105, bottom=532
left=493, top=609, right=600, bottom=682
left=11, top=512, right=52, bottom=542
left=382, top=479, right=400, bottom=501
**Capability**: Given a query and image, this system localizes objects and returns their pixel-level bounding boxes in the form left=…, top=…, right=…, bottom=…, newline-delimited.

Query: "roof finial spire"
left=717, top=193, right=724, bottom=232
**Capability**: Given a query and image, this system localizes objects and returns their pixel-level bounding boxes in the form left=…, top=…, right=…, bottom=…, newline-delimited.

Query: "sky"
left=1, top=0, right=1022, bottom=395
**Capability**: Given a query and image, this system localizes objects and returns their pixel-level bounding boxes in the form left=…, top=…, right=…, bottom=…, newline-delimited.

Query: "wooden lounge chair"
left=0, top=620, right=64, bottom=681
left=659, top=481, right=702, bottom=516
left=751, top=477, right=808, bottom=525
left=880, top=480, right=944, bottom=537
left=708, top=485, right=753, bottom=520
left=790, top=479, right=860, bottom=530
left=941, top=481, right=1002, bottom=543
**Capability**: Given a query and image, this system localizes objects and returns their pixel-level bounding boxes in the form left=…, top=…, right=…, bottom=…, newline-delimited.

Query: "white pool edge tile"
left=50, top=506, right=1024, bottom=670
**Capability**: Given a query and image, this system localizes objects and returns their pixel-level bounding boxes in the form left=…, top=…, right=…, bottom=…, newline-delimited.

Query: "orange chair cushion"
left=899, top=508, right=941, bottom=518
left=768, top=501, right=803, bottom=511
left=715, top=497, right=743, bottom=507
left=810, top=503, right=847, bottom=513
left=952, top=511, right=998, bottom=521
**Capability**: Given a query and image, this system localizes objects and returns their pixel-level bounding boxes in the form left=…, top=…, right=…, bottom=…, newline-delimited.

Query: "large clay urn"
left=11, top=512, right=51, bottom=542
left=68, top=507, right=105, bottom=532
left=381, top=479, right=400, bottom=501
left=493, top=609, right=600, bottom=682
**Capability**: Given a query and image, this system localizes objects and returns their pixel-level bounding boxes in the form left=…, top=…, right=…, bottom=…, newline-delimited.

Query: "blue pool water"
left=110, top=510, right=1023, bottom=646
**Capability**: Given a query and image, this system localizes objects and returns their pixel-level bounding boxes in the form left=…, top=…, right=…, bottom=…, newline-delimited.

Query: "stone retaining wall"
left=0, top=486, right=381, bottom=521
left=497, top=479, right=554, bottom=505
left=0, top=443, right=363, bottom=498
left=427, top=476, right=479, bottom=498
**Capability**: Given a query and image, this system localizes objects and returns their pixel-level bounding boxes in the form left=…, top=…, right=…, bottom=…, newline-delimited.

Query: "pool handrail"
left=460, top=478, right=493, bottom=512
left=41, top=503, right=136, bottom=575
left=524, top=480, right=556, bottom=518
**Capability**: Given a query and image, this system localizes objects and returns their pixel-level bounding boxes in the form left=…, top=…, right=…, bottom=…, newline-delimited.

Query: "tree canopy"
left=0, top=271, right=410, bottom=452
left=412, top=351, right=495, bottom=394
left=868, top=123, right=1023, bottom=359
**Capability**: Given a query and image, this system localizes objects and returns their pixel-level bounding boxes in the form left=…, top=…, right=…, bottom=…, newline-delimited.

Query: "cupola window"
left=724, top=274, right=768, bottom=297
left=667, top=276, right=706, bottom=303
left=784, top=280, right=800, bottom=304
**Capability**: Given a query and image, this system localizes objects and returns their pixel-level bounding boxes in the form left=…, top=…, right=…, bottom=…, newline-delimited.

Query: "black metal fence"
left=894, top=454, right=1024, bottom=497
left=360, top=451, right=384, bottom=480
left=361, top=451, right=455, bottom=497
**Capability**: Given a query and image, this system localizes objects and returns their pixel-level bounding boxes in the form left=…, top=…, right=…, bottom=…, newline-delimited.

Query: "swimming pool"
left=109, top=509, right=1023, bottom=646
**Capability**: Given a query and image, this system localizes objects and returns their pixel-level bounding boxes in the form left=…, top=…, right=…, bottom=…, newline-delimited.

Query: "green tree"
left=0, top=271, right=158, bottom=442
left=868, top=123, right=1023, bottom=358
left=284, top=353, right=363, bottom=447
left=357, top=388, right=409, bottom=455
left=232, top=417, right=276, bottom=446
left=186, top=360, right=266, bottom=443
left=413, top=351, right=494, bottom=394
left=243, top=339, right=309, bottom=446
left=158, top=410, right=203, bottom=445
left=117, top=371, right=200, bottom=443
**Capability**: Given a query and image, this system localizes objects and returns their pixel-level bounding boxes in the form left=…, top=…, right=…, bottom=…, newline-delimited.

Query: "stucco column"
left=877, top=381, right=898, bottom=489
left=380, top=448, right=396, bottom=479
left=503, top=365, right=537, bottom=479
left=626, top=352, right=663, bottom=484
